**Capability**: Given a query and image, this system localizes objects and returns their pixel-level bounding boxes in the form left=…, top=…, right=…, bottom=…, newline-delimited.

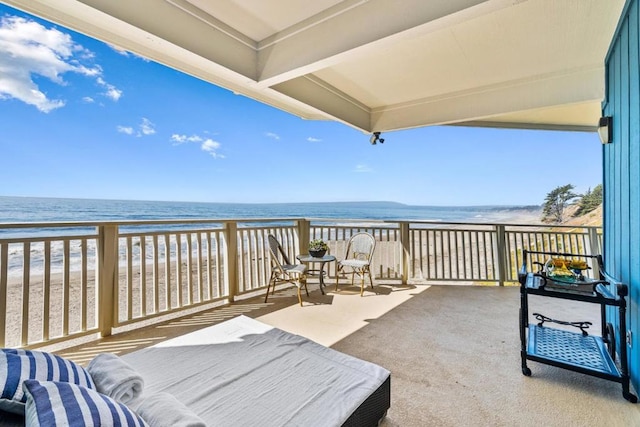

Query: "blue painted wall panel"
left=629, top=0, right=640, bottom=386
left=604, top=0, right=640, bottom=391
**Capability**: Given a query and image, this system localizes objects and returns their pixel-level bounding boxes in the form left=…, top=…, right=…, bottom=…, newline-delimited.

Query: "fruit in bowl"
left=545, top=258, right=576, bottom=281
left=550, top=258, right=569, bottom=268
left=568, top=259, right=589, bottom=270
left=550, top=267, right=573, bottom=277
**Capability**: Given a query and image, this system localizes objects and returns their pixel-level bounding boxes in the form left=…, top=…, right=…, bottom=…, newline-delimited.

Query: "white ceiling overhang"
left=2, top=0, right=626, bottom=134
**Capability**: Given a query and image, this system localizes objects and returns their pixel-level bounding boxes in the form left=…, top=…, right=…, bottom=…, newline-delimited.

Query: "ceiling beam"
left=272, top=75, right=372, bottom=132
left=81, top=0, right=258, bottom=79
left=4, top=0, right=259, bottom=80
left=3, top=0, right=338, bottom=123
left=452, top=121, right=597, bottom=133
left=369, top=66, right=605, bottom=131
left=256, top=0, right=517, bottom=88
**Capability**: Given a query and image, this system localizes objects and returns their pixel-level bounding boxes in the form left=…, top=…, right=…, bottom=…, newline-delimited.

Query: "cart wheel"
left=522, top=367, right=531, bottom=376
left=606, top=322, right=616, bottom=362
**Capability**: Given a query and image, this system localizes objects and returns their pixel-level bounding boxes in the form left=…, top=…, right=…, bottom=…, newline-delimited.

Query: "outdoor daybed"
left=122, top=315, right=391, bottom=426
left=0, top=315, right=391, bottom=426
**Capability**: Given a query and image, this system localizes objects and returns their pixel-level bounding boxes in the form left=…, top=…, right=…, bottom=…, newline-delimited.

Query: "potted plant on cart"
left=309, top=239, right=329, bottom=258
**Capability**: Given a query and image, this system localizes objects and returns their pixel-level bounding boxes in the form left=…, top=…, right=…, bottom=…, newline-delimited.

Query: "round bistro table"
left=296, top=254, right=336, bottom=295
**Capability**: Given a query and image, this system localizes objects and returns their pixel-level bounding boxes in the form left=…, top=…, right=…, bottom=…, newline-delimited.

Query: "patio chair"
left=335, top=232, right=376, bottom=296
left=266, top=234, right=309, bottom=306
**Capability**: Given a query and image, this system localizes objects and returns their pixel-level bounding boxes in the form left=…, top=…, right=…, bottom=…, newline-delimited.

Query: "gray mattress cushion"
left=122, top=315, right=390, bottom=426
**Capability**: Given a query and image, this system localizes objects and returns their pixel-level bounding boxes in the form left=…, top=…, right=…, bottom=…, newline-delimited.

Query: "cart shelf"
left=527, top=325, right=620, bottom=378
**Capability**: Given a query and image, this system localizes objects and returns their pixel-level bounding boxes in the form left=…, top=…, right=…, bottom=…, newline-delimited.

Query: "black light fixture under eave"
left=370, top=132, right=384, bottom=145
left=598, top=116, right=612, bottom=144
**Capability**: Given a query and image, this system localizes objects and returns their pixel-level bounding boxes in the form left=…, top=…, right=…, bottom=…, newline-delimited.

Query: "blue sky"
left=0, top=4, right=603, bottom=206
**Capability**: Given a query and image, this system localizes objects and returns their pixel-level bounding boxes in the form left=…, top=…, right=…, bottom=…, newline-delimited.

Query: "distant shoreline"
left=0, top=196, right=544, bottom=224
left=0, top=195, right=541, bottom=209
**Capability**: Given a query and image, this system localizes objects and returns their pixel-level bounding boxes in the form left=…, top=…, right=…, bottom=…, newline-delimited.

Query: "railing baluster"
left=152, top=235, right=160, bottom=312
left=249, top=230, right=258, bottom=292
left=426, top=230, right=432, bottom=279
left=495, top=225, right=507, bottom=286
left=140, top=236, right=147, bottom=316
left=185, top=233, right=192, bottom=305
left=0, top=243, right=7, bottom=347
left=481, top=231, right=489, bottom=279
left=474, top=231, right=481, bottom=279
left=197, top=232, right=204, bottom=302
left=81, top=239, right=88, bottom=331
left=126, top=237, right=133, bottom=320
left=464, top=231, right=470, bottom=279
left=440, top=230, right=450, bottom=279
left=43, top=241, right=51, bottom=342
left=164, top=234, right=172, bottom=309
left=215, top=233, right=223, bottom=298
left=176, top=234, right=183, bottom=308
left=63, top=240, right=70, bottom=336
left=400, top=222, right=409, bottom=284
left=225, top=222, right=238, bottom=302
left=206, top=231, right=213, bottom=299
left=588, top=227, right=601, bottom=277
left=21, top=242, right=30, bottom=346
left=238, top=229, right=246, bottom=293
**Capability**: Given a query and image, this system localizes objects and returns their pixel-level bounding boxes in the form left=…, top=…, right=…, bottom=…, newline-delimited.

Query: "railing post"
left=400, top=222, right=410, bottom=285
left=224, top=221, right=238, bottom=302
left=587, top=226, right=601, bottom=278
left=495, top=225, right=507, bottom=287
left=298, top=219, right=310, bottom=254
left=97, top=225, right=118, bottom=337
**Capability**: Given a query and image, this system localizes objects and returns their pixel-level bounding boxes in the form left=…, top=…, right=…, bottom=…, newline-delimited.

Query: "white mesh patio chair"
left=266, top=234, right=309, bottom=306
left=335, top=232, right=376, bottom=296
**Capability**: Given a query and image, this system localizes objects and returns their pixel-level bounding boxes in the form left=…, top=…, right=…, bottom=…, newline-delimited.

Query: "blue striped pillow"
left=23, top=380, right=148, bottom=427
left=0, top=349, right=95, bottom=415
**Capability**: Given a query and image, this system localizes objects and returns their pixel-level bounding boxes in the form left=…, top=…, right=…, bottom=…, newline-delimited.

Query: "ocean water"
left=0, top=196, right=540, bottom=224
left=0, top=197, right=541, bottom=277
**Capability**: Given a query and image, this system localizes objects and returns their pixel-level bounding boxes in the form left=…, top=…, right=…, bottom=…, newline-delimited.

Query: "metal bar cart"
left=518, top=250, right=636, bottom=403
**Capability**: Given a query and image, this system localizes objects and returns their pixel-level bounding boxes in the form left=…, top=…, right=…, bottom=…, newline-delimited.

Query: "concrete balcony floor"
left=57, top=280, right=640, bottom=426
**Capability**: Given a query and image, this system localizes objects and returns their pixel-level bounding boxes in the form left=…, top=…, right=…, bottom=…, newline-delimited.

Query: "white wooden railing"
left=0, top=218, right=602, bottom=348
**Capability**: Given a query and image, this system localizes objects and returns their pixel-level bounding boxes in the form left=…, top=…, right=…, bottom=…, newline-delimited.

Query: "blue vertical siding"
left=629, top=2, right=640, bottom=393
left=603, top=0, right=640, bottom=391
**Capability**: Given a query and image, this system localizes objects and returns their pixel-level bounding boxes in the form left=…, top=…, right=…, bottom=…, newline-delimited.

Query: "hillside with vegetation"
left=541, top=184, right=602, bottom=227
left=562, top=204, right=602, bottom=227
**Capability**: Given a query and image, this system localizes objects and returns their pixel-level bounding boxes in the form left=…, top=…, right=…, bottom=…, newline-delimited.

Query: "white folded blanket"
left=136, top=392, right=207, bottom=427
left=87, top=353, right=144, bottom=405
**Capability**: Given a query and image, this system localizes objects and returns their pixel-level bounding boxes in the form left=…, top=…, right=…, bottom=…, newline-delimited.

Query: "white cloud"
left=104, top=86, right=122, bottom=101
left=96, top=76, right=122, bottom=101
left=117, top=118, right=155, bottom=137
left=117, top=126, right=134, bottom=135
left=171, top=134, right=187, bottom=144
left=0, top=15, right=105, bottom=112
left=82, top=96, right=94, bottom=103
left=201, top=139, right=224, bottom=158
left=140, top=117, right=155, bottom=135
left=354, top=164, right=373, bottom=173
left=265, top=132, right=280, bottom=140
left=171, top=133, right=224, bottom=159
left=170, top=134, right=202, bottom=145
left=307, top=137, right=322, bottom=142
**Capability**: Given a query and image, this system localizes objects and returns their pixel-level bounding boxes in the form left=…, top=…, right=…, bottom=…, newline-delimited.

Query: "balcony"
left=50, top=283, right=639, bottom=425
left=2, top=218, right=637, bottom=425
